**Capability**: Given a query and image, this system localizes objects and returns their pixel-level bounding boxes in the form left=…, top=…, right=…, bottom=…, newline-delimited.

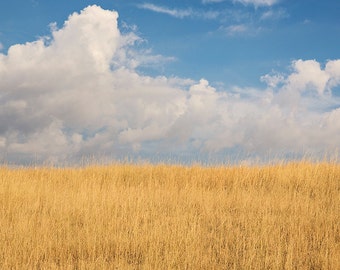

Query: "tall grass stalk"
left=0, top=162, right=339, bottom=269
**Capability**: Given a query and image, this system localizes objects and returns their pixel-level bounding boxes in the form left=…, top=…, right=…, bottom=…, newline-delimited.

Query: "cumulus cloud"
left=0, top=5, right=340, bottom=165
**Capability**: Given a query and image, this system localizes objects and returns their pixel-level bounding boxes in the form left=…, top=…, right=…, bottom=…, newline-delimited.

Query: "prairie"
left=0, top=162, right=339, bottom=269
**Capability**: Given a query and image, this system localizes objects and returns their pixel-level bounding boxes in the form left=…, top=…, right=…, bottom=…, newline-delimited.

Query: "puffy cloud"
left=285, top=60, right=330, bottom=95
left=0, top=5, right=340, bottom=165
left=260, top=72, right=284, bottom=88
left=325, top=60, right=340, bottom=89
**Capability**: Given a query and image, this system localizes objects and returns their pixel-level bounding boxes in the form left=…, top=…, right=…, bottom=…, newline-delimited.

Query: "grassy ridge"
left=0, top=162, right=339, bottom=269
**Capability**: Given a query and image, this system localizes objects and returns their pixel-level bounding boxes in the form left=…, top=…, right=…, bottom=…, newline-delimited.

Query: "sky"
left=0, top=0, right=340, bottom=165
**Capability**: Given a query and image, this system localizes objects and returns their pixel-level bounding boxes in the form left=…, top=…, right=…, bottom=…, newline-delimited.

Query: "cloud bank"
left=1, top=5, right=340, bottom=165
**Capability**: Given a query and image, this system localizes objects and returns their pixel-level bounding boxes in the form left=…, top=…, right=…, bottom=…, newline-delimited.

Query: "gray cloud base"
left=0, top=5, right=340, bottom=165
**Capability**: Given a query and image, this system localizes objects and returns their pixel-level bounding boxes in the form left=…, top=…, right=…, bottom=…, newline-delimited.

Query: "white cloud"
left=203, top=0, right=279, bottom=7
left=260, top=8, right=288, bottom=20
left=202, top=0, right=226, bottom=3
left=0, top=42, right=3, bottom=51
left=138, top=3, right=193, bottom=19
left=233, top=0, right=279, bottom=7
left=138, top=3, right=220, bottom=20
left=225, top=24, right=248, bottom=35
left=325, top=60, right=340, bottom=89
left=0, top=5, right=340, bottom=165
left=260, top=72, right=284, bottom=88
left=219, top=24, right=263, bottom=36
left=285, top=60, right=330, bottom=95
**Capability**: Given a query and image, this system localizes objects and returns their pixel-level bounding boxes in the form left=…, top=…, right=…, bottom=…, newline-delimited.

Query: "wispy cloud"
left=138, top=3, right=220, bottom=20
left=218, top=23, right=263, bottom=36
left=138, top=3, right=193, bottom=19
left=202, top=11, right=221, bottom=20
left=260, top=8, right=288, bottom=20
left=30, top=0, right=39, bottom=7
left=203, top=0, right=280, bottom=7
left=233, top=0, right=280, bottom=7
left=202, top=0, right=226, bottom=3
left=225, top=24, right=248, bottom=35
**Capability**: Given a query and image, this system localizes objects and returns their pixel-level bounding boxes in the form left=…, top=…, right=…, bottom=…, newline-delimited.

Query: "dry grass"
left=0, top=161, right=339, bottom=269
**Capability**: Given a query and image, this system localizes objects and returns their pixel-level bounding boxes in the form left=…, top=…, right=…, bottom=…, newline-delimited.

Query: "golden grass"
left=0, top=161, right=339, bottom=269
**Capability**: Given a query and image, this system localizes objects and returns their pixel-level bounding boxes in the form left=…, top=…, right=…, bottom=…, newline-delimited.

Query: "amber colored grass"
left=0, top=162, right=339, bottom=269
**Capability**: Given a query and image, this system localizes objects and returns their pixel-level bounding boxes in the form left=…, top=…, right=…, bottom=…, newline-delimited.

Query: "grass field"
left=0, top=162, right=339, bottom=269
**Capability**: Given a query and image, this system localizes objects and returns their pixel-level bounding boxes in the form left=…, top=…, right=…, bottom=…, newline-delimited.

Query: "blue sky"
left=0, top=0, right=340, bottom=165
left=1, top=0, right=339, bottom=87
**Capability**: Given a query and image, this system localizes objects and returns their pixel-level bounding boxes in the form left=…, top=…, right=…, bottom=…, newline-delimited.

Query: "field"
left=0, top=162, right=339, bottom=269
